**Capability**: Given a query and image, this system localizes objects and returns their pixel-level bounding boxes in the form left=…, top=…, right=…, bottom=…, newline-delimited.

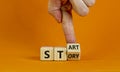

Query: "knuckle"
left=80, top=8, right=89, bottom=16
left=88, top=0, right=96, bottom=6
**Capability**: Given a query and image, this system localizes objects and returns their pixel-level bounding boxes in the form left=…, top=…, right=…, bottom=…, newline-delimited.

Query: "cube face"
left=67, top=52, right=80, bottom=60
left=40, top=47, right=53, bottom=61
left=54, top=47, right=67, bottom=61
left=67, top=43, right=80, bottom=60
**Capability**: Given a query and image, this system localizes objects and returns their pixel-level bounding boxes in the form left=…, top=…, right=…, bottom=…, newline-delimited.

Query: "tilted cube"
left=67, top=43, right=81, bottom=60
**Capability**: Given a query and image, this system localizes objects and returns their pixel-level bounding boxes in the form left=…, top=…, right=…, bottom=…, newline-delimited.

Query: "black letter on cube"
left=40, top=47, right=53, bottom=61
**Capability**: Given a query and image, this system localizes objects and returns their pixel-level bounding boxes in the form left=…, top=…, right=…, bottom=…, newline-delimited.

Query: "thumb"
left=48, top=0, right=62, bottom=23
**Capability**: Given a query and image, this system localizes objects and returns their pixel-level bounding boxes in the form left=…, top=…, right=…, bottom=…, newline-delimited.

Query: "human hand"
left=48, top=0, right=95, bottom=43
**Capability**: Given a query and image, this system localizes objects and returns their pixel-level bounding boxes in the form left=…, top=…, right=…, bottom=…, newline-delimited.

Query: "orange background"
left=0, top=0, right=120, bottom=72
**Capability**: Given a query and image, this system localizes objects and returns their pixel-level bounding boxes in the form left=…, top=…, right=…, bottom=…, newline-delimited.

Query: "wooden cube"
left=54, top=47, right=67, bottom=61
left=40, top=46, right=53, bottom=61
left=67, top=43, right=80, bottom=60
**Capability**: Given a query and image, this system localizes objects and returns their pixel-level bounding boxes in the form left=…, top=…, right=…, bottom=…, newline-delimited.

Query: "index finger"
left=62, top=10, right=76, bottom=43
left=61, top=0, right=76, bottom=43
left=61, top=9, right=76, bottom=43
